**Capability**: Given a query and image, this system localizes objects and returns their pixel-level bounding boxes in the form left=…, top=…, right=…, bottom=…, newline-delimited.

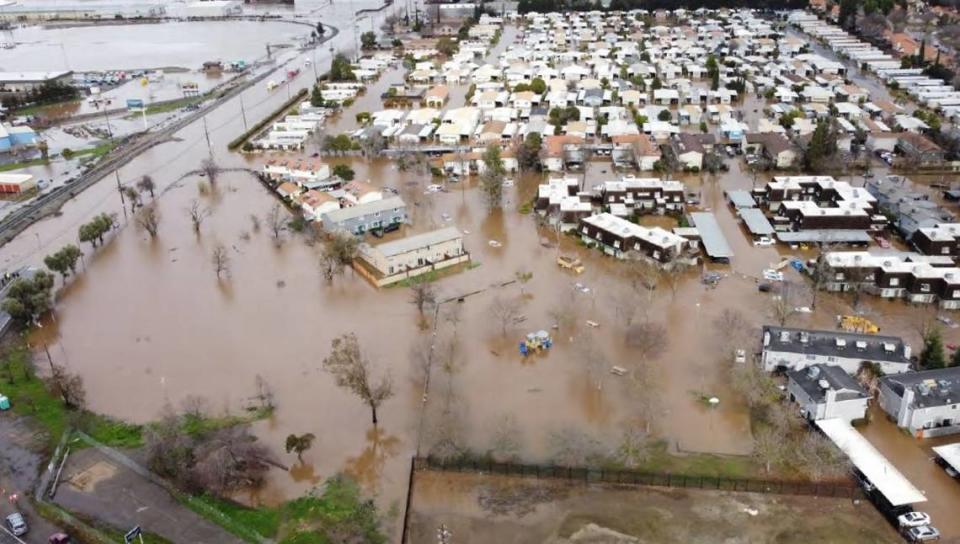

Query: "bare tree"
left=662, top=261, right=688, bottom=299
left=614, top=423, right=653, bottom=469
left=200, top=158, right=220, bottom=185
left=254, top=375, right=275, bottom=410
left=180, top=395, right=210, bottom=418
left=123, top=186, right=141, bottom=215
left=48, top=363, right=86, bottom=410
left=187, top=199, right=210, bottom=234
left=769, top=281, right=800, bottom=326
left=265, top=204, right=286, bottom=245
left=752, top=424, right=787, bottom=474
left=515, top=269, right=533, bottom=296
left=623, top=255, right=660, bottom=305
left=488, top=296, right=522, bottom=337
left=548, top=297, right=581, bottom=336
left=137, top=175, right=156, bottom=199
left=608, top=286, right=640, bottom=332
left=323, top=333, right=394, bottom=425
left=409, top=277, right=437, bottom=318
left=577, top=333, right=607, bottom=391
left=319, top=233, right=360, bottom=282
left=136, top=206, right=161, bottom=238
left=547, top=427, right=605, bottom=466
left=624, top=321, right=667, bottom=358
left=795, top=432, right=849, bottom=481
left=211, top=244, right=230, bottom=279
left=192, top=426, right=274, bottom=494
left=730, top=363, right=781, bottom=410
left=249, top=214, right=261, bottom=233
left=712, top=308, right=753, bottom=361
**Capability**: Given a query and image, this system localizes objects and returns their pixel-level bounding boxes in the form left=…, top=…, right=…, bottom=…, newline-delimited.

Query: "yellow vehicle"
left=557, top=255, right=585, bottom=274
left=838, top=315, right=880, bottom=334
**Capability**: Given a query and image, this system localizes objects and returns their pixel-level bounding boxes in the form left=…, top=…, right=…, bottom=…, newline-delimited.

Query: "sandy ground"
left=406, top=470, right=902, bottom=544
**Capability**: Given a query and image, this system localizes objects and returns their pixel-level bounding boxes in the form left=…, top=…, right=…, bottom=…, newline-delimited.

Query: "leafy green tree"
left=333, top=164, right=355, bottom=181
left=803, top=120, right=838, bottom=173
left=480, top=144, right=506, bottom=209
left=2, top=271, right=55, bottom=324
left=921, top=328, right=947, bottom=369
left=329, top=54, right=356, bottom=82
left=361, top=31, right=376, bottom=50
left=44, top=245, right=82, bottom=279
left=437, top=37, right=458, bottom=56
left=839, top=0, right=858, bottom=29
left=530, top=77, right=547, bottom=94
left=310, top=85, right=325, bottom=108
left=657, top=109, right=672, bottom=122
left=517, top=132, right=542, bottom=171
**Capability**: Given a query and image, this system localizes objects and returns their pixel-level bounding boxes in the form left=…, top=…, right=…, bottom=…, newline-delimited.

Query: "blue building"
left=0, top=123, right=38, bottom=152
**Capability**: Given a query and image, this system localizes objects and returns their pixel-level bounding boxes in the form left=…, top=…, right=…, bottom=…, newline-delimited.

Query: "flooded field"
left=0, top=20, right=311, bottom=72
left=408, top=470, right=900, bottom=543
left=3, top=15, right=960, bottom=542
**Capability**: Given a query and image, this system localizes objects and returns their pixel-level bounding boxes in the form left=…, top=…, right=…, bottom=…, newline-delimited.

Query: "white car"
left=502, top=178, right=515, bottom=187
left=898, top=511, right=932, bottom=528
left=904, top=525, right=940, bottom=542
left=753, top=237, right=775, bottom=247
left=734, top=349, right=746, bottom=364
left=762, top=269, right=784, bottom=282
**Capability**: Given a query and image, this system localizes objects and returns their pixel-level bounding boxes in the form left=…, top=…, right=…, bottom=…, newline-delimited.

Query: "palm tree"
left=284, top=433, right=316, bottom=463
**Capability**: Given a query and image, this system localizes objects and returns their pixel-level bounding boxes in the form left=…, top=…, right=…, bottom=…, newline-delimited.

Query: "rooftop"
left=880, top=367, right=960, bottom=409
left=787, top=364, right=869, bottom=403
left=372, top=227, right=462, bottom=258
left=762, top=325, right=909, bottom=365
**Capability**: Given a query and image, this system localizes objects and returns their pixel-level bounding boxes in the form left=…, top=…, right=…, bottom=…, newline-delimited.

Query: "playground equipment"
left=519, top=330, right=553, bottom=357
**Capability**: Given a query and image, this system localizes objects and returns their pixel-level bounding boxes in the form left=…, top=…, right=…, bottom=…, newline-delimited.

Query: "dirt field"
left=406, top=471, right=901, bottom=544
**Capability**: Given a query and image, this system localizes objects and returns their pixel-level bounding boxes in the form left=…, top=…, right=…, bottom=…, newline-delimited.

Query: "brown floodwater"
left=6, top=19, right=960, bottom=542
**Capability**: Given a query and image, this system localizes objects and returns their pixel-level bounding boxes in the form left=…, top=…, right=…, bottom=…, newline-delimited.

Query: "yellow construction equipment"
left=557, top=255, right=584, bottom=274
left=838, top=315, right=880, bottom=334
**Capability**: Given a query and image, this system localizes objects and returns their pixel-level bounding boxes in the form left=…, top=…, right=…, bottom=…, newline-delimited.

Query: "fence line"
left=412, top=456, right=862, bottom=500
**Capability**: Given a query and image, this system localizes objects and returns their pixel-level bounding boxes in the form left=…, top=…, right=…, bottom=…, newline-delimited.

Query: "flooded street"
left=3, top=12, right=960, bottom=542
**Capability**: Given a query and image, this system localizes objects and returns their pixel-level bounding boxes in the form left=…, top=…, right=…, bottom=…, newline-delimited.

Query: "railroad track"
left=0, top=22, right=340, bottom=249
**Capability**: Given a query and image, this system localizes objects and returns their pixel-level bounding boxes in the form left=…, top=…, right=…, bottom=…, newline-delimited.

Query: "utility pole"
left=115, top=170, right=127, bottom=220
left=101, top=105, right=113, bottom=140
left=202, top=115, right=213, bottom=159
left=239, top=93, right=248, bottom=130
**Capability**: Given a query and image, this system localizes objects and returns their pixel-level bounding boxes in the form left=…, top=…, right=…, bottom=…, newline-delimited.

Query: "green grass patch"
left=0, top=157, right=50, bottom=172
left=13, top=99, right=81, bottom=116
left=1, top=347, right=144, bottom=449
left=187, top=495, right=280, bottom=541
left=72, top=141, right=117, bottom=160
left=633, top=441, right=759, bottom=479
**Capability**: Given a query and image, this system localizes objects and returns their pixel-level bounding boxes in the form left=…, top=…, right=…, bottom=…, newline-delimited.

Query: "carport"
left=690, top=212, right=734, bottom=262
left=816, top=419, right=926, bottom=512
left=740, top=208, right=775, bottom=237
left=932, top=443, right=960, bottom=474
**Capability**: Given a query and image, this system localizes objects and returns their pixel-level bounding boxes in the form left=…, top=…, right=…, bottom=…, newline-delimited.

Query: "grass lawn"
left=72, top=141, right=117, bottom=160
left=13, top=99, right=81, bottom=116
left=0, top=347, right=143, bottom=450
left=635, top=440, right=759, bottom=478
left=0, top=157, right=50, bottom=172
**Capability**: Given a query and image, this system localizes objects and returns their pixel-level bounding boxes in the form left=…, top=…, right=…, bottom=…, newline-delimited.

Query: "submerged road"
left=0, top=22, right=340, bottom=248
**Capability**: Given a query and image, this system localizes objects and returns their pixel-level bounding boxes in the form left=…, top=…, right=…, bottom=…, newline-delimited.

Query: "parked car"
left=904, top=525, right=940, bottom=542
left=762, top=269, right=784, bottom=282
left=734, top=349, right=746, bottom=364
left=49, top=533, right=71, bottom=544
left=935, top=456, right=959, bottom=478
left=898, top=511, right=932, bottom=528
left=5, top=513, right=27, bottom=536
left=753, top=236, right=775, bottom=247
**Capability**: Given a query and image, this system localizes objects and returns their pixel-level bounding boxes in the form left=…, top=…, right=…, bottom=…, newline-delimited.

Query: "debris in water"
left=586, top=320, right=599, bottom=328
left=610, top=366, right=626, bottom=376
left=488, top=240, right=502, bottom=248
left=743, top=507, right=759, bottom=516
left=276, top=280, right=286, bottom=288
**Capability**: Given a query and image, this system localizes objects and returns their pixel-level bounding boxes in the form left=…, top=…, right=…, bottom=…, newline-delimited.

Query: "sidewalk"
left=53, top=447, right=244, bottom=544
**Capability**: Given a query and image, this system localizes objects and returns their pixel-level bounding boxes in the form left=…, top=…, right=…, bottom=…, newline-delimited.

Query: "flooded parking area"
left=0, top=20, right=311, bottom=72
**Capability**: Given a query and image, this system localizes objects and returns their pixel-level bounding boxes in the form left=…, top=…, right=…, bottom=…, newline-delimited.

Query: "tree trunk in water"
left=371, top=403, right=378, bottom=425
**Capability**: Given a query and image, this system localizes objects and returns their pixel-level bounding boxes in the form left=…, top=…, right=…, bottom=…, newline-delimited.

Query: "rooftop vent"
left=818, top=379, right=831, bottom=390
left=800, top=331, right=810, bottom=344
left=855, top=340, right=867, bottom=351
left=883, top=342, right=895, bottom=352
left=780, top=331, right=791, bottom=343
left=807, top=366, right=821, bottom=379
left=835, top=338, right=847, bottom=349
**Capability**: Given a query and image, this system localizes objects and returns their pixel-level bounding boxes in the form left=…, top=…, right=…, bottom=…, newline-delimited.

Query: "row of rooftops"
left=762, top=325, right=910, bottom=364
